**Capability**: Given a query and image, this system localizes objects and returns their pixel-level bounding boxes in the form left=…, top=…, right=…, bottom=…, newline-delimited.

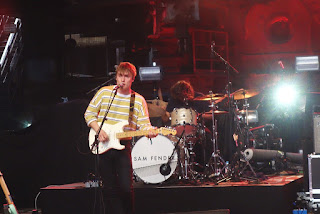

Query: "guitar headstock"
left=158, top=127, right=177, bottom=136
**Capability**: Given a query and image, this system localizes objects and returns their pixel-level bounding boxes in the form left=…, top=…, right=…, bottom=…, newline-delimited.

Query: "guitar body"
left=4, top=204, right=19, bottom=214
left=89, top=121, right=128, bottom=154
left=88, top=121, right=177, bottom=155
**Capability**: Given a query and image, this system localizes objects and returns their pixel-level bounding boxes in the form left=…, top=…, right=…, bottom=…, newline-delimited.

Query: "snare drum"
left=131, top=135, right=178, bottom=184
left=170, top=108, right=198, bottom=137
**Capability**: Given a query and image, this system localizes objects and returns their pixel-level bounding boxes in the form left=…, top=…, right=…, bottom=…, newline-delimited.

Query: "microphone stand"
left=90, top=87, right=119, bottom=187
left=210, top=41, right=239, bottom=162
left=210, top=41, right=239, bottom=75
left=160, top=130, right=185, bottom=177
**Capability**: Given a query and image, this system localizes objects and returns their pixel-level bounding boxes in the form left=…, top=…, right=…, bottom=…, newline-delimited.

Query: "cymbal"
left=147, top=103, right=166, bottom=117
left=232, top=89, right=259, bottom=100
left=202, top=110, right=229, bottom=120
left=203, top=110, right=229, bottom=115
left=193, top=93, right=226, bottom=101
left=146, top=99, right=168, bottom=109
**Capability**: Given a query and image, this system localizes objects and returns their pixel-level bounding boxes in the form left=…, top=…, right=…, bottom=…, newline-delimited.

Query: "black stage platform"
left=39, top=175, right=303, bottom=214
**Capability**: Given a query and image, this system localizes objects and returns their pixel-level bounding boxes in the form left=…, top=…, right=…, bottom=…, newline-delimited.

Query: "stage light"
left=274, top=83, right=299, bottom=106
left=138, top=66, right=162, bottom=81
left=19, top=119, right=32, bottom=130
left=295, top=56, right=319, bottom=72
left=24, top=121, right=32, bottom=128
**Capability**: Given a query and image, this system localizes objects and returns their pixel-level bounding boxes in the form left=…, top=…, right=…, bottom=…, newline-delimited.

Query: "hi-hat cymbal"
left=231, top=89, right=260, bottom=100
left=147, top=103, right=166, bottom=117
left=201, top=110, right=229, bottom=120
left=203, top=110, right=229, bottom=115
left=193, top=93, right=226, bottom=101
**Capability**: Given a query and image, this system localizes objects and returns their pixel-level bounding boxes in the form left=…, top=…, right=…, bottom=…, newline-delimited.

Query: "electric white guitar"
left=88, top=121, right=177, bottom=154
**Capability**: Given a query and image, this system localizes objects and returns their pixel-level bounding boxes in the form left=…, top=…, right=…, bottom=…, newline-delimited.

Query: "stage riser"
left=40, top=179, right=302, bottom=214
left=163, top=210, right=230, bottom=214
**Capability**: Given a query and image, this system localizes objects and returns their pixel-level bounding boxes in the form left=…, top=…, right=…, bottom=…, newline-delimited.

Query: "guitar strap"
left=128, top=90, right=136, bottom=129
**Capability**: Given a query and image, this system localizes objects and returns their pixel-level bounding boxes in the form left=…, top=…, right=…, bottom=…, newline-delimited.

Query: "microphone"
left=160, top=163, right=171, bottom=176
left=114, top=83, right=124, bottom=90
left=114, top=84, right=124, bottom=95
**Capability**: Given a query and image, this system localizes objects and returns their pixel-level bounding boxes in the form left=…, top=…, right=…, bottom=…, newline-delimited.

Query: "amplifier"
left=308, top=154, right=320, bottom=201
left=313, top=113, right=320, bottom=154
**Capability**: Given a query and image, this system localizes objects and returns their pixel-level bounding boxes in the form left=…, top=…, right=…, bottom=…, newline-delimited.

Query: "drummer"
left=165, top=80, right=211, bottom=170
left=166, top=80, right=210, bottom=117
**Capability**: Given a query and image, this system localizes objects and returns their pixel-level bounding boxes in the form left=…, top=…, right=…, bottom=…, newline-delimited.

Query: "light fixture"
left=295, top=56, right=319, bottom=72
left=138, top=66, right=162, bottom=81
left=274, top=83, right=299, bottom=107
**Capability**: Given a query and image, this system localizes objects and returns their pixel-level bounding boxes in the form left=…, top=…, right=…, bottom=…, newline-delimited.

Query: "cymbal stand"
left=205, top=91, right=227, bottom=180
left=179, top=133, right=201, bottom=181
left=233, top=98, right=259, bottom=182
left=243, top=98, right=250, bottom=146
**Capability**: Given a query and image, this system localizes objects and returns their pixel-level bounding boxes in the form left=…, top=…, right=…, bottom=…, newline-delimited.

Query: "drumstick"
left=158, top=87, right=163, bottom=101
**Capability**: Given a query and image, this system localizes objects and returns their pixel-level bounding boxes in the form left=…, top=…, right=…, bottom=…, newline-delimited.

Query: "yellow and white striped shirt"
left=84, top=85, right=152, bottom=130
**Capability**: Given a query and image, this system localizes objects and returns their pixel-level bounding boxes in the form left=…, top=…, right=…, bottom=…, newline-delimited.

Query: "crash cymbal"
left=193, top=93, right=226, bottom=101
left=231, top=88, right=260, bottom=100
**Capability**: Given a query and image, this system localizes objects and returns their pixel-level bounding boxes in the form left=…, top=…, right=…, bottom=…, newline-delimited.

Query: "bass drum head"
left=131, top=135, right=178, bottom=184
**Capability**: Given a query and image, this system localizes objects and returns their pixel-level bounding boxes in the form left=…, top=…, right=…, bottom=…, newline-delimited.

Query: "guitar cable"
left=32, top=191, right=41, bottom=214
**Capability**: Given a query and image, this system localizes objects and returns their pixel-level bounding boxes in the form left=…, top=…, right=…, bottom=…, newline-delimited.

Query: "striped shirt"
left=84, top=85, right=152, bottom=130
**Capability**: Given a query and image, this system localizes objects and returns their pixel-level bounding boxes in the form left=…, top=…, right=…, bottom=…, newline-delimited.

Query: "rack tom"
left=170, top=108, right=198, bottom=137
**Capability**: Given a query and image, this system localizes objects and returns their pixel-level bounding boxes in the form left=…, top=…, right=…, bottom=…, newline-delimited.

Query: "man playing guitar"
left=84, top=62, right=157, bottom=214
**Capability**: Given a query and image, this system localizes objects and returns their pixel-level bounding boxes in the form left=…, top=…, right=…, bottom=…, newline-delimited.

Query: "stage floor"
left=39, top=174, right=303, bottom=214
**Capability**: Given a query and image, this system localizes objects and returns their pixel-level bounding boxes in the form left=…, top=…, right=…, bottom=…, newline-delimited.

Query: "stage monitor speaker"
left=313, top=107, right=320, bottom=154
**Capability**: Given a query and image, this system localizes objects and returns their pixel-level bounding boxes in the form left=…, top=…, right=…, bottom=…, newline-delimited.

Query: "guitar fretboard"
left=116, top=130, right=151, bottom=138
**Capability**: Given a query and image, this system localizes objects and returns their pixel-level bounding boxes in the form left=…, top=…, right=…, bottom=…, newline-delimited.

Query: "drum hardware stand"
left=177, top=134, right=202, bottom=181
left=160, top=130, right=185, bottom=177
left=162, top=128, right=201, bottom=182
left=243, top=98, right=252, bottom=148
left=231, top=99, right=259, bottom=183
left=170, top=101, right=201, bottom=181
left=211, top=40, right=239, bottom=162
left=204, top=91, right=227, bottom=181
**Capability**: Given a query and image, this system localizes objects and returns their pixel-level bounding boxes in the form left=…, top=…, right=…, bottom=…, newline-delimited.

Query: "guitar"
left=0, top=172, right=19, bottom=214
left=88, top=121, right=177, bottom=154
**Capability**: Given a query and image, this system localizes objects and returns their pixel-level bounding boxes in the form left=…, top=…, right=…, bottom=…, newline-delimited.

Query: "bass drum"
left=131, top=135, right=178, bottom=184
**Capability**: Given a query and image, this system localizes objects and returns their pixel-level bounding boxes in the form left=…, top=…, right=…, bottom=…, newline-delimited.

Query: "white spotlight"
left=274, top=84, right=298, bottom=106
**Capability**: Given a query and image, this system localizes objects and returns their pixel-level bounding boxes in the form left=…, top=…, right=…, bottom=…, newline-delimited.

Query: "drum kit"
left=132, top=88, right=262, bottom=184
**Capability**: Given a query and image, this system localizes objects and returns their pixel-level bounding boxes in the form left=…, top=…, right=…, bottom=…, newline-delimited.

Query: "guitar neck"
left=0, top=172, right=14, bottom=205
left=116, top=129, right=157, bottom=139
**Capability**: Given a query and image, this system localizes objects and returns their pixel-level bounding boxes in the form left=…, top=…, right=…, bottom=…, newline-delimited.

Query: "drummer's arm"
left=162, top=111, right=170, bottom=124
left=163, top=101, right=174, bottom=124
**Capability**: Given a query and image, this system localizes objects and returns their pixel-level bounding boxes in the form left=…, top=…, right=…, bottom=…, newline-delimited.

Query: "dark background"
left=0, top=0, right=320, bottom=209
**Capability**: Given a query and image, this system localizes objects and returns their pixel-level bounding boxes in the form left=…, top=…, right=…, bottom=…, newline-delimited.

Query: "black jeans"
left=99, top=142, right=134, bottom=214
